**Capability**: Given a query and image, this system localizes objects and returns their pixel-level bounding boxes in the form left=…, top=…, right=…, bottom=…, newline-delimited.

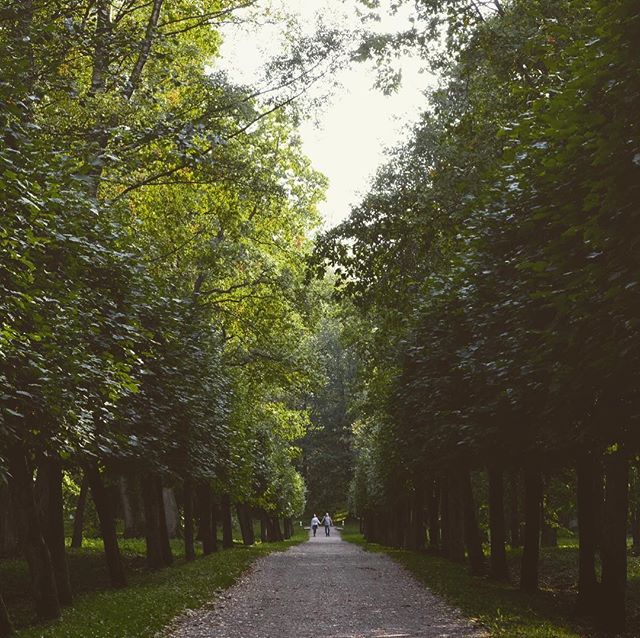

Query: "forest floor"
left=166, top=528, right=487, bottom=638
left=341, top=527, right=640, bottom=638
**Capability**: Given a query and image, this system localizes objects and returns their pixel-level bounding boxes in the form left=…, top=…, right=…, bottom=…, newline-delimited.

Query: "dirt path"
left=167, top=529, right=487, bottom=638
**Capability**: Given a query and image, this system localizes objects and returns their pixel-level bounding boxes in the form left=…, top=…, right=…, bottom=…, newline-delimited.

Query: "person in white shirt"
left=322, top=513, right=332, bottom=536
left=310, top=514, right=320, bottom=537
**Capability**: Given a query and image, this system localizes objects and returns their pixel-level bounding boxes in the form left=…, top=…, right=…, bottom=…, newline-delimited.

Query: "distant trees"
left=300, top=309, right=357, bottom=516
left=0, top=1, right=330, bottom=632
left=318, top=0, right=639, bottom=632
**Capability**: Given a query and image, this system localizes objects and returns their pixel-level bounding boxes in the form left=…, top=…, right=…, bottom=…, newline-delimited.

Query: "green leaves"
left=326, top=0, right=640, bottom=515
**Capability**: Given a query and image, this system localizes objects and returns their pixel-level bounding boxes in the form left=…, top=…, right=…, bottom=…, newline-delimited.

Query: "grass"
left=3, top=529, right=306, bottom=638
left=341, top=524, right=640, bottom=638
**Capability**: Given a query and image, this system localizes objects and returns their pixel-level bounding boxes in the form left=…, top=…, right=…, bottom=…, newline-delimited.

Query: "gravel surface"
left=167, top=530, right=488, bottom=638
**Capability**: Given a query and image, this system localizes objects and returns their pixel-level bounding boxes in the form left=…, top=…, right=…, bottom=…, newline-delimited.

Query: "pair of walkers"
left=310, top=513, right=332, bottom=537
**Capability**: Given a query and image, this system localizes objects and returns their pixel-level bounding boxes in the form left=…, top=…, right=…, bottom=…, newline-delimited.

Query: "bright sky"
left=217, top=1, right=436, bottom=228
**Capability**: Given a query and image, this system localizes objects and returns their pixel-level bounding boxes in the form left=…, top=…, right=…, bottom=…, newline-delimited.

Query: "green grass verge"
left=8, top=530, right=306, bottom=638
left=341, top=526, right=640, bottom=638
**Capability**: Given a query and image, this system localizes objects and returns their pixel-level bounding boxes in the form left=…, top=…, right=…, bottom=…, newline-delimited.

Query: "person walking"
left=310, top=514, right=320, bottom=537
left=322, top=512, right=332, bottom=536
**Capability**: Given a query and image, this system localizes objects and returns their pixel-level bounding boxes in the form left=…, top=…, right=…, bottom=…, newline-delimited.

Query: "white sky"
left=217, top=1, right=436, bottom=228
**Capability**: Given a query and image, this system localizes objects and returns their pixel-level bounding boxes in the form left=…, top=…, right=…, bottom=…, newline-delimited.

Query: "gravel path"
left=167, top=529, right=487, bottom=638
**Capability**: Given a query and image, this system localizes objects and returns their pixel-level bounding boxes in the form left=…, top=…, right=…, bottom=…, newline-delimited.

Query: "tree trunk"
left=270, top=516, right=284, bottom=541
left=183, top=478, right=195, bottom=561
left=540, top=478, right=557, bottom=547
left=70, top=474, right=89, bottom=549
left=210, top=501, right=219, bottom=553
left=599, top=449, right=628, bottom=634
left=520, top=467, right=542, bottom=593
left=197, top=484, right=215, bottom=554
left=141, top=473, right=163, bottom=569
left=120, top=476, right=143, bottom=538
left=509, top=470, right=521, bottom=547
left=236, top=503, right=255, bottom=545
left=391, top=503, right=403, bottom=548
left=7, top=446, right=61, bottom=620
left=489, top=468, right=509, bottom=581
left=220, top=493, right=233, bottom=548
left=0, top=485, right=18, bottom=558
left=409, top=485, right=426, bottom=550
left=157, top=481, right=173, bottom=565
left=162, top=488, right=178, bottom=539
left=38, top=457, right=72, bottom=606
left=462, top=471, right=486, bottom=575
left=0, top=591, right=12, bottom=638
left=575, top=453, right=601, bottom=616
left=87, top=465, right=127, bottom=588
left=260, top=511, right=268, bottom=542
left=632, top=503, right=640, bottom=556
left=445, top=472, right=465, bottom=562
left=428, top=479, right=440, bottom=551
left=440, top=477, right=450, bottom=556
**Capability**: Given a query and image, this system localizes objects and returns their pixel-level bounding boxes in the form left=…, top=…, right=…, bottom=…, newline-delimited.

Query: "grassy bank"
left=341, top=526, right=640, bottom=638
left=4, top=530, right=306, bottom=638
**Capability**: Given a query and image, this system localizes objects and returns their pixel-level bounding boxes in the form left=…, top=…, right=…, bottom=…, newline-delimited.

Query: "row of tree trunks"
left=359, top=455, right=631, bottom=633
left=6, top=459, right=253, bottom=629
left=359, top=469, right=512, bottom=579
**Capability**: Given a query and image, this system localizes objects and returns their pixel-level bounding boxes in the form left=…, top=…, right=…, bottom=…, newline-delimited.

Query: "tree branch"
left=123, top=0, right=164, bottom=100
left=111, top=88, right=305, bottom=201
